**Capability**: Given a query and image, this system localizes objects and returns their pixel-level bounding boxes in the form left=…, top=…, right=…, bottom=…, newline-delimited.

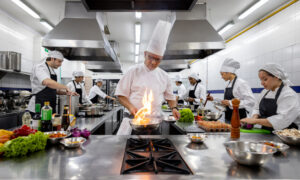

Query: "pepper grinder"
left=231, top=98, right=240, bottom=139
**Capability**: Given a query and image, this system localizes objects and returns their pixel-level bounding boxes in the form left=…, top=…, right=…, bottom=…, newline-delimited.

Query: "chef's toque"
left=260, top=63, right=292, bottom=86
left=146, top=20, right=173, bottom=57
left=48, top=50, right=64, bottom=60
left=73, top=71, right=84, bottom=77
left=220, top=58, right=240, bottom=73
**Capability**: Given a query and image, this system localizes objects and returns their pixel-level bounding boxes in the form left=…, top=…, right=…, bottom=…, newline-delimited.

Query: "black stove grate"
left=121, top=138, right=192, bottom=175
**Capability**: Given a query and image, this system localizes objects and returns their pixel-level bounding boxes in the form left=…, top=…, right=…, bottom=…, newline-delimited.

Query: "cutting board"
left=240, top=128, right=271, bottom=134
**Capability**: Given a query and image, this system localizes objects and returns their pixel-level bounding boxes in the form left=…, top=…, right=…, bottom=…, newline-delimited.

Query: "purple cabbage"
left=81, top=128, right=91, bottom=138
left=70, top=127, right=91, bottom=138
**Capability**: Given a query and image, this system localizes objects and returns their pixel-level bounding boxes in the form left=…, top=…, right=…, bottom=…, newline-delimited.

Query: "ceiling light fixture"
left=238, top=0, right=269, bottom=20
left=135, top=23, right=141, bottom=43
left=0, top=23, right=26, bottom=40
left=135, top=12, right=142, bottom=19
left=11, top=0, right=40, bottom=19
left=218, top=23, right=234, bottom=35
left=40, top=20, right=53, bottom=30
left=135, top=55, right=139, bottom=63
left=135, top=44, right=140, bottom=55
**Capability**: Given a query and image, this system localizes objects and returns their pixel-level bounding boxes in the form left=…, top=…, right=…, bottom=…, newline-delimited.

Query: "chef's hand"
left=221, top=100, right=230, bottom=106
left=65, top=88, right=77, bottom=96
left=172, top=109, right=180, bottom=120
left=187, top=97, right=195, bottom=102
left=241, top=118, right=257, bottom=124
left=129, top=105, right=138, bottom=116
left=207, top=95, right=214, bottom=101
left=111, top=97, right=116, bottom=101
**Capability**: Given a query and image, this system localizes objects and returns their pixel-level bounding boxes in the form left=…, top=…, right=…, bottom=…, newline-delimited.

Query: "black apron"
left=224, top=77, right=247, bottom=123
left=34, top=63, right=57, bottom=113
left=90, top=93, right=99, bottom=104
left=259, top=83, right=298, bottom=130
left=73, top=81, right=83, bottom=104
left=188, top=82, right=199, bottom=109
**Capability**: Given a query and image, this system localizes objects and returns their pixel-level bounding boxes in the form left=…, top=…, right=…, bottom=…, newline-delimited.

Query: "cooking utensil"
left=130, top=121, right=161, bottom=132
left=187, top=133, right=206, bottom=143
left=205, top=111, right=222, bottom=121
left=44, top=131, right=71, bottom=144
left=60, top=137, right=86, bottom=148
left=224, top=141, right=277, bottom=166
left=203, top=93, right=210, bottom=107
left=273, top=130, right=300, bottom=146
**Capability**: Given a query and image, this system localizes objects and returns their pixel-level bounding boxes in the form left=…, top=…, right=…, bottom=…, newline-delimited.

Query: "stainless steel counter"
left=75, top=106, right=123, bottom=133
left=1, top=133, right=300, bottom=179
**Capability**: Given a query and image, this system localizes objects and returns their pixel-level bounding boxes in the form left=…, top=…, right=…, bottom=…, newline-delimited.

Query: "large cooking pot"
left=0, top=53, right=7, bottom=69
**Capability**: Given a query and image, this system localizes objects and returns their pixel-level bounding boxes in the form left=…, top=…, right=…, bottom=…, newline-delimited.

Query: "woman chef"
left=89, top=78, right=116, bottom=104
left=66, top=71, right=92, bottom=105
left=241, top=64, right=300, bottom=130
left=115, top=20, right=180, bottom=135
left=208, top=58, right=255, bottom=123
left=175, top=77, right=186, bottom=104
left=27, top=51, right=77, bottom=113
left=182, top=73, right=206, bottom=109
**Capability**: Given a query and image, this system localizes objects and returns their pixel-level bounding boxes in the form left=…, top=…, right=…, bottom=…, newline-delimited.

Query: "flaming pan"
left=129, top=120, right=161, bottom=133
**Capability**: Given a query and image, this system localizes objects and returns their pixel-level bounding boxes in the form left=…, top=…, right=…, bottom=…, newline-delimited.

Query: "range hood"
left=163, top=4, right=225, bottom=60
left=81, top=0, right=197, bottom=11
left=42, top=1, right=121, bottom=72
left=159, top=60, right=189, bottom=72
left=86, top=61, right=122, bottom=73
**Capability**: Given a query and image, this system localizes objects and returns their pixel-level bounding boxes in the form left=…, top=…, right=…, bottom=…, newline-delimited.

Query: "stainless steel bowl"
left=187, top=133, right=206, bottom=143
left=259, top=141, right=289, bottom=152
left=44, top=131, right=71, bottom=144
left=205, top=112, right=222, bottom=121
left=60, top=137, right=86, bottom=148
left=273, top=130, right=300, bottom=146
left=224, top=141, right=277, bottom=166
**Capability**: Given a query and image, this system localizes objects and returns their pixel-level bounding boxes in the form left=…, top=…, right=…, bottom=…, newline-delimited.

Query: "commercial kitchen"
left=1, top=0, right=300, bottom=179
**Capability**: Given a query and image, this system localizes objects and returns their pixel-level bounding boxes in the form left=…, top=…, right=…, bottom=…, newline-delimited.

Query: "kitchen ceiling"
left=0, top=0, right=290, bottom=68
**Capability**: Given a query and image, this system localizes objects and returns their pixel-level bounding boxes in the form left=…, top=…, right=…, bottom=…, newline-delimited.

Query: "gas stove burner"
left=121, top=138, right=192, bottom=175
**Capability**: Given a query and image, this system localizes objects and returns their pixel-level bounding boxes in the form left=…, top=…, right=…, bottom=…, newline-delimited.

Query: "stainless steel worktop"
left=1, top=133, right=300, bottom=179
left=75, top=106, right=123, bottom=133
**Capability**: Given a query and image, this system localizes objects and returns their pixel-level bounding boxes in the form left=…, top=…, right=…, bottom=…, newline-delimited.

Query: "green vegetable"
left=161, top=105, right=168, bottom=110
left=178, top=108, right=194, bottom=123
left=0, top=131, right=48, bottom=158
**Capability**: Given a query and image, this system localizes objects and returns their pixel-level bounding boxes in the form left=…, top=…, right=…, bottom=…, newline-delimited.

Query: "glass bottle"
left=62, top=105, right=70, bottom=131
left=32, top=103, right=41, bottom=131
left=22, top=110, right=31, bottom=126
left=41, top=101, right=53, bottom=132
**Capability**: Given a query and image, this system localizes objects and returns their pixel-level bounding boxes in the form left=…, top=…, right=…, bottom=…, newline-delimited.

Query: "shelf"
left=0, top=68, right=31, bottom=80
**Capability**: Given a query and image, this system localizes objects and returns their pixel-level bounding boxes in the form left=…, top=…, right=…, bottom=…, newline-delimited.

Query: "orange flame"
left=133, top=89, right=153, bottom=125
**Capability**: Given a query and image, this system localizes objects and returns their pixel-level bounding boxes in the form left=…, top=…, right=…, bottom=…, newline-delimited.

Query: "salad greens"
left=178, top=108, right=194, bottom=123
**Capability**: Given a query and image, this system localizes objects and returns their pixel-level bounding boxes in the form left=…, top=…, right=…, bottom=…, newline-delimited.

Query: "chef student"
left=207, top=58, right=255, bottom=123
left=241, top=64, right=300, bottom=130
left=89, top=78, right=116, bottom=104
left=66, top=71, right=92, bottom=105
left=115, top=20, right=180, bottom=123
left=182, top=73, right=206, bottom=109
left=27, top=51, right=77, bottom=113
left=175, top=77, right=186, bottom=104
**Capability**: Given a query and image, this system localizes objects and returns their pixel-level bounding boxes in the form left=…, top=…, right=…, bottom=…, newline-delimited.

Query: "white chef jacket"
left=27, top=61, right=56, bottom=112
left=177, top=84, right=186, bottom=100
left=252, top=85, right=300, bottom=130
left=66, top=81, right=92, bottom=104
left=115, top=63, right=175, bottom=114
left=182, top=83, right=206, bottom=105
left=89, top=85, right=107, bottom=100
left=226, top=78, right=255, bottom=112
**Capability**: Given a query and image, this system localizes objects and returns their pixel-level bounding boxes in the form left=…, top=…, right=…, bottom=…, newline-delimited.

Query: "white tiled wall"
left=187, top=1, right=300, bottom=109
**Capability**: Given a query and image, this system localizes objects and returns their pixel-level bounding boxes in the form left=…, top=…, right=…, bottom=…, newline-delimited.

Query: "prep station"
left=1, top=0, right=300, bottom=179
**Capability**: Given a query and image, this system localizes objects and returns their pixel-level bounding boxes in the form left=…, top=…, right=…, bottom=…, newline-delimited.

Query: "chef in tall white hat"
left=115, top=20, right=180, bottom=135
left=66, top=71, right=92, bottom=105
left=207, top=58, right=255, bottom=123
left=241, top=63, right=300, bottom=130
left=182, top=72, right=206, bottom=109
left=27, top=50, right=77, bottom=113
left=89, top=78, right=116, bottom=104
left=174, top=76, right=186, bottom=104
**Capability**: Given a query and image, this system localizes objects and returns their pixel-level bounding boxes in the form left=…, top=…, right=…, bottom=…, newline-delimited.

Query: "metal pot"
left=60, top=95, right=79, bottom=115
left=5, top=52, right=21, bottom=72
left=0, top=53, right=7, bottom=69
left=130, top=121, right=161, bottom=133
left=205, top=111, right=222, bottom=121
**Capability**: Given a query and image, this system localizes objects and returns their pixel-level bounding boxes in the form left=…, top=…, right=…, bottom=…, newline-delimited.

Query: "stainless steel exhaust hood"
left=86, top=61, right=122, bottom=73
left=42, top=2, right=120, bottom=68
left=159, top=60, right=189, bottom=72
left=163, top=4, right=225, bottom=60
